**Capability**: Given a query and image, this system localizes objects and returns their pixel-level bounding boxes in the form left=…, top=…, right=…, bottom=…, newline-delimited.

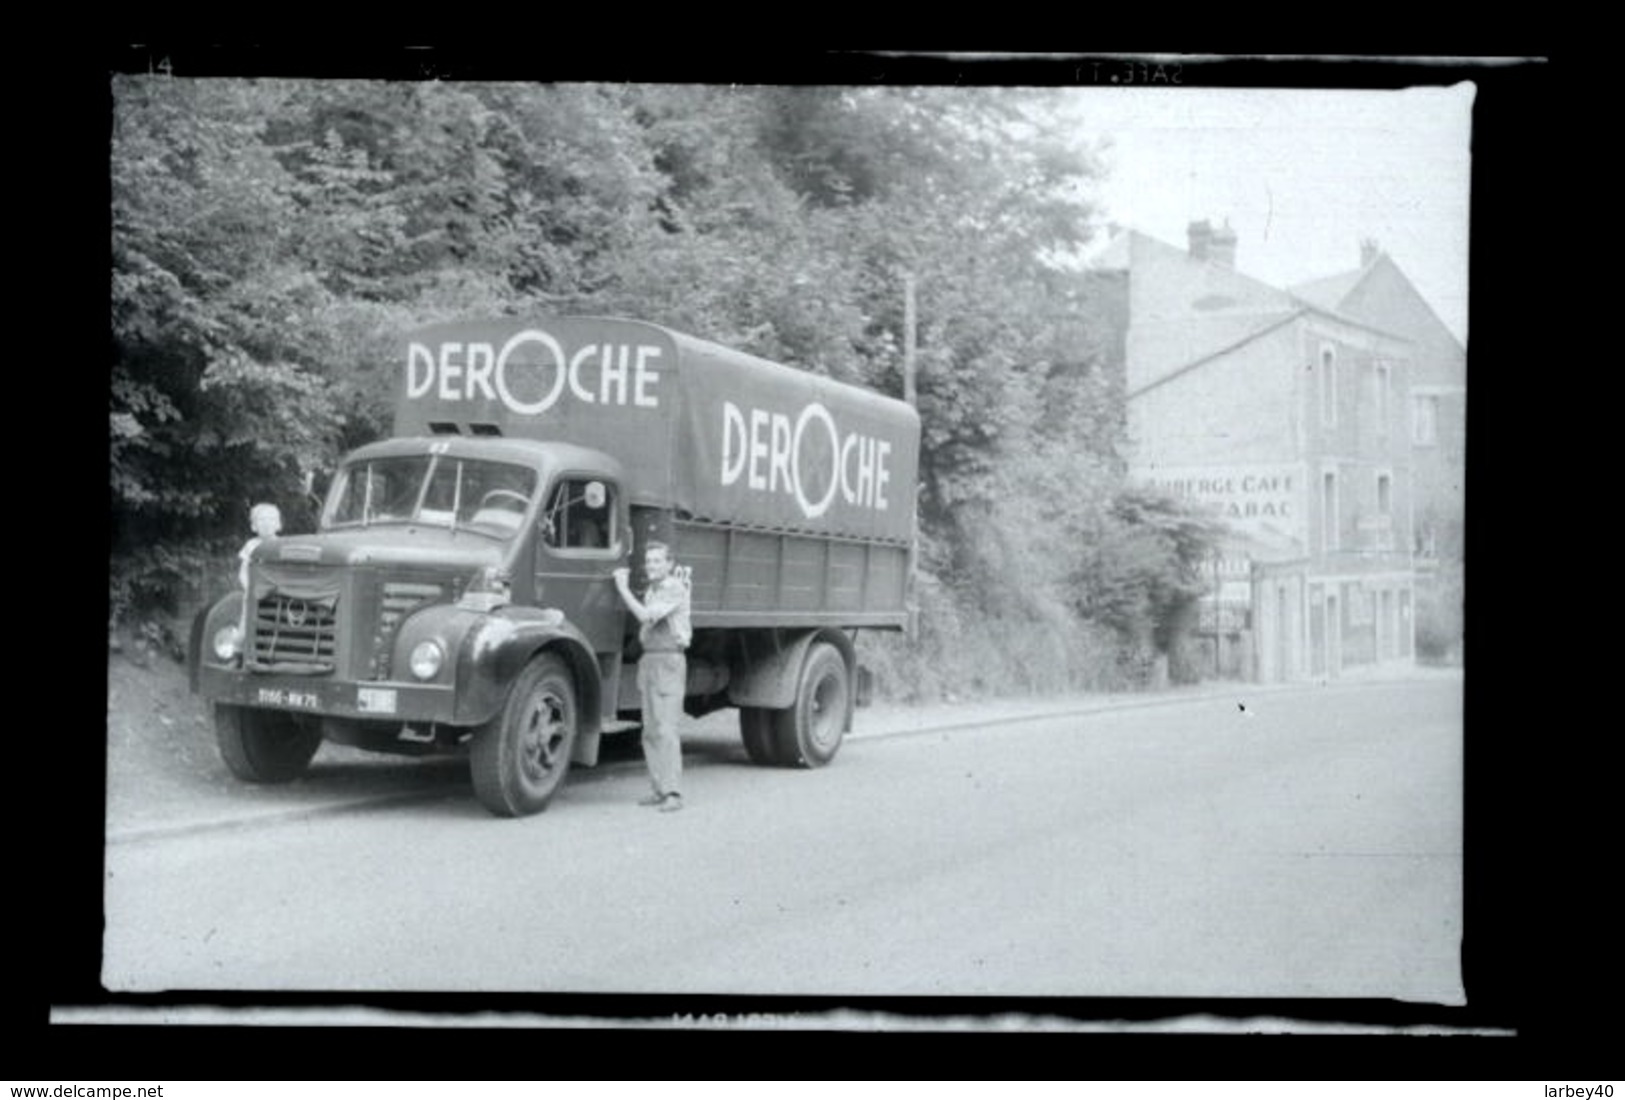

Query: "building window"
left=1323, top=470, right=1339, bottom=551
left=1320, top=344, right=1338, bottom=427
left=1374, top=362, right=1391, bottom=435
left=1377, top=472, right=1392, bottom=516
left=1412, top=394, right=1438, bottom=445
left=542, top=478, right=616, bottom=552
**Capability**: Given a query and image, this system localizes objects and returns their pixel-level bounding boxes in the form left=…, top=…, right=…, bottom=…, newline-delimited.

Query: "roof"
left=1102, top=229, right=1404, bottom=336
left=1093, top=229, right=1301, bottom=313
left=349, top=434, right=559, bottom=465
left=1101, top=229, right=1409, bottom=397
left=1293, top=253, right=1466, bottom=361
left=1289, top=265, right=1375, bottom=312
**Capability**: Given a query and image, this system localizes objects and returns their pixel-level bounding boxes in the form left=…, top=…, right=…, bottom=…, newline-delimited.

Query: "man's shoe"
left=637, top=793, right=666, bottom=807
left=658, top=794, right=684, bottom=813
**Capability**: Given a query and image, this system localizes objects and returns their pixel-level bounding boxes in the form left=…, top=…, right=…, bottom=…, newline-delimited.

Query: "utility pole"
left=902, top=269, right=917, bottom=408
left=901, top=268, right=920, bottom=613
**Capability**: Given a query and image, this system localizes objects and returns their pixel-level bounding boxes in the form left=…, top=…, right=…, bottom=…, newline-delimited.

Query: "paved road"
left=103, top=676, right=1462, bottom=1002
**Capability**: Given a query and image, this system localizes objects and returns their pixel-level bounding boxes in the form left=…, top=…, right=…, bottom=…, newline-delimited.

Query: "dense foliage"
left=110, top=78, right=1220, bottom=692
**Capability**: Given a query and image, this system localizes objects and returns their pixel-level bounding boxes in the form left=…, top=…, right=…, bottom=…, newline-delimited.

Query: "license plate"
left=257, top=687, right=320, bottom=709
left=358, top=687, right=398, bottom=715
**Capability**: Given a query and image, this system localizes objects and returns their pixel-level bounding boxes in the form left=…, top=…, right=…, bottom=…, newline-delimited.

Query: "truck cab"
left=192, top=433, right=630, bottom=814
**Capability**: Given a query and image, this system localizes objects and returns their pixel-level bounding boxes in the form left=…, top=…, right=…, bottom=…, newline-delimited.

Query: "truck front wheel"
left=215, top=704, right=322, bottom=783
left=470, top=652, right=578, bottom=817
left=769, top=642, right=849, bottom=768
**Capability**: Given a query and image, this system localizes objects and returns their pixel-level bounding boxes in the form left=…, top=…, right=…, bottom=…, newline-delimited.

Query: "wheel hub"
left=521, top=693, right=566, bottom=779
left=810, top=674, right=844, bottom=749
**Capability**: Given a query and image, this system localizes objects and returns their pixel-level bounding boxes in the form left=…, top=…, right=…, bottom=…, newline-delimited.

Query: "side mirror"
left=584, top=481, right=607, bottom=510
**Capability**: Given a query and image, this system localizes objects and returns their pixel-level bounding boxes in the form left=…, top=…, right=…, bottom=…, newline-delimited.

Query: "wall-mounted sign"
left=1131, top=463, right=1307, bottom=552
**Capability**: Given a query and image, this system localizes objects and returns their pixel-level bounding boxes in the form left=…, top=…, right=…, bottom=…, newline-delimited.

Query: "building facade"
left=1291, top=242, right=1467, bottom=662
left=1097, top=223, right=1421, bottom=681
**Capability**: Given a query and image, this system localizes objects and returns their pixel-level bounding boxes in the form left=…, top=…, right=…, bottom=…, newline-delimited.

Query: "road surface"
left=103, top=676, right=1463, bottom=1002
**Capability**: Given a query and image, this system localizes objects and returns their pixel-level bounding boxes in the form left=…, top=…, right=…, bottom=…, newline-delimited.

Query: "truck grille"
left=253, top=594, right=338, bottom=669
left=369, top=580, right=449, bottom=680
left=380, top=581, right=446, bottom=628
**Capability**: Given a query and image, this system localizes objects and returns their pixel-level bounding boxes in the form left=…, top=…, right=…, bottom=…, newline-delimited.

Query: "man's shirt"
left=639, top=574, right=692, bottom=652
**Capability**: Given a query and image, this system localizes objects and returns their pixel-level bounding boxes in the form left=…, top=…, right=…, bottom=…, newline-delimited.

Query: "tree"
left=109, top=78, right=1150, bottom=699
left=111, top=77, right=388, bottom=619
left=1070, top=488, right=1226, bottom=681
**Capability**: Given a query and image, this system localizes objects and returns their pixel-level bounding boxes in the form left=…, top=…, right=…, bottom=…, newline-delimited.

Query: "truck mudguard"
left=727, top=627, right=857, bottom=712
left=444, top=605, right=603, bottom=734
left=189, top=591, right=244, bottom=693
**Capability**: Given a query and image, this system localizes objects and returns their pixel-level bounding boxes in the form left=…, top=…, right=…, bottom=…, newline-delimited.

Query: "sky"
left=1057, top=84, right=1475, bottom=342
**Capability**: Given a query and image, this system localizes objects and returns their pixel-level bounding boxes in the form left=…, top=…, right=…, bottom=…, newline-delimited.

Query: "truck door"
left=534, top=475, right=625, bottom=656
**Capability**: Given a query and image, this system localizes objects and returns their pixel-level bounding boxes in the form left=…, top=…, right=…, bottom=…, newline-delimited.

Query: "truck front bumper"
left=194, top=663, right=458, bottom=725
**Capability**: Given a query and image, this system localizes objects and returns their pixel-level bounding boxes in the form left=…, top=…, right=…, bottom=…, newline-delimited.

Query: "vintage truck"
left=190, top=316, right=920, bottom=816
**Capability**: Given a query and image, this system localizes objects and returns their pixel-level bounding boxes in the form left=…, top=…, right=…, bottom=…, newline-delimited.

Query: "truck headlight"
left=213, top=625, right=243, bottom=661
left=409, top=640, right=445, bottom=681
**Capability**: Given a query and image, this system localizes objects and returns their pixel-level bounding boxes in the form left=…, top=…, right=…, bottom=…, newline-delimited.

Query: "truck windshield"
left=324, top=456, right=539, bottom=538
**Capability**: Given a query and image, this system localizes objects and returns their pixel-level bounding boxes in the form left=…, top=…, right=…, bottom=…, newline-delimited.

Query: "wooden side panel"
left=673, top=519, right=908, bottom=629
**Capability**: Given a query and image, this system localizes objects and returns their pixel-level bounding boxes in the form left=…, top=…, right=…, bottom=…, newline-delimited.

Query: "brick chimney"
left=1188, top=218, right=1237, bottom=267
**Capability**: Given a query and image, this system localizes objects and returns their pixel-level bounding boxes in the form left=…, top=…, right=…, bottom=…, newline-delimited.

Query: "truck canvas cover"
left=397, top=317, right=919, bottom=546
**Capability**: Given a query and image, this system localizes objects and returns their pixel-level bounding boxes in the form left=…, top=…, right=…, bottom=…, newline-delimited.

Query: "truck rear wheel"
left=470, top=652, right=578, bottom=817
left=739, top=706, right=782, bottom=766
left=769, top=642, right=849, bottom=768
left=215, top=704, right=322, bottom=783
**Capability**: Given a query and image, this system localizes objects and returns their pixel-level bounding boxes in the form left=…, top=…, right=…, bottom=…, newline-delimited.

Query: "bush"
left=109, top=540, right=241, bottom=664
left=110, top=543, right=208, bottom=626
left=1068, top=489, right=1222, bottom=682
left=856, top=572, right=1135, bottom=704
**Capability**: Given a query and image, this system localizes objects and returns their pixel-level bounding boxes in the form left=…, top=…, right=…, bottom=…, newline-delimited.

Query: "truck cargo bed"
left=675, top=518, right=910, bottom=630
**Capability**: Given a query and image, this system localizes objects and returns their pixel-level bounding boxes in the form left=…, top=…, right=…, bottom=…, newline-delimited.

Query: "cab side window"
left=543, top=479, right=616, bottom=552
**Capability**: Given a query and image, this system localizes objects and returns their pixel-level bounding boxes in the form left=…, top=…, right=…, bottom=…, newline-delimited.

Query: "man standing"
left=613, top=541, right=692, bottom=812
